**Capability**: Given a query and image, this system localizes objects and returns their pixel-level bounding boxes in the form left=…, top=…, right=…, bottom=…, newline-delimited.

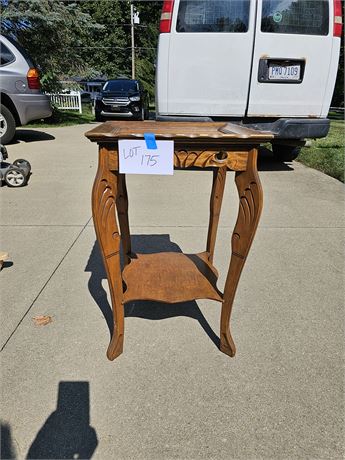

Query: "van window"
left=261, top=0, right=329, bottom=35
left=176, top=0, right=250, bottom=33
left=0, top=42, right=15, bottom=66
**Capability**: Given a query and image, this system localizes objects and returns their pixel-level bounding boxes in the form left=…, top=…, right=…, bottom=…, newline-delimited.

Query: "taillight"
left=334, top=0, right=343, bottom=37
left=159, top=0, right=174, bottom=33
left=27, top=68, right=40, bottom=89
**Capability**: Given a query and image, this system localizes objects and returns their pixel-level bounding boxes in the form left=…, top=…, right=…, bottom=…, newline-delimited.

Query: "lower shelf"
left=122, top=251, right=223, bottom=304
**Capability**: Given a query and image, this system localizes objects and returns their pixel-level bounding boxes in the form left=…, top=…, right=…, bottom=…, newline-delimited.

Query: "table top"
left=85, top=121, right=274, bottom=143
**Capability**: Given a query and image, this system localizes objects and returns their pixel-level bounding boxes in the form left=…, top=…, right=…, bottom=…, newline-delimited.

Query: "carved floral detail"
left=232, top=181, right=260, bottom=259
left=174, top=150, right=247, bottom=170
left=94, top=178, right=120, bottom=258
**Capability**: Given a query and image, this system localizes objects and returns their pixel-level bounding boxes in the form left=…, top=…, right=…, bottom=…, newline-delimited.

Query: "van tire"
left=0, top=104, right=16, bottom=145
left=272, top=144, right=301, bottom=162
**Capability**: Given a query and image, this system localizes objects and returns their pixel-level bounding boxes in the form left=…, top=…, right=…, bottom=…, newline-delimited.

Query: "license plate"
left=268, top=64, right=300, bottom=81
left=110, top=106, right=121, bottom=112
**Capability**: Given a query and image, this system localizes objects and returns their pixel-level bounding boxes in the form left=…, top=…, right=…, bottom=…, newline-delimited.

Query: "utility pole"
left=130, top=2, right=135, bottom=79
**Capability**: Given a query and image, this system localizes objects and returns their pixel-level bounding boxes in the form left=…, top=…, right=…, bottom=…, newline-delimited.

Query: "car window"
left=261, top=0, right=329, bottom=35
left=103, top=80, right=139, bottom=92
left=0, top=42, right=15, bottom=66
left=176, top=0, right=250, bottom=33
left=2, top=35, right=35, bottom=66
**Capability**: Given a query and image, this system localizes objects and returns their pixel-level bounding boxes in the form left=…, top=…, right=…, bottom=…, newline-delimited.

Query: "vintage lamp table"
left=85, top=121, right=273, bottom=361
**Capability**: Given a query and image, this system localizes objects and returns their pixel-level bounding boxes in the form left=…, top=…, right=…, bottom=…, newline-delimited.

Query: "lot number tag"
left=118, top=139, right=174, bottom=175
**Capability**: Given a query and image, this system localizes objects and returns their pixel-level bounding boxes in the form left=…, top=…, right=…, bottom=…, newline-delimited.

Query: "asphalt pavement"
left=0, top=124, right=344, bottom=459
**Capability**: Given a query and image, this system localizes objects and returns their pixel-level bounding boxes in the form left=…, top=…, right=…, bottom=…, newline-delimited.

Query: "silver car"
left=0, top=35, right=52, bottom=144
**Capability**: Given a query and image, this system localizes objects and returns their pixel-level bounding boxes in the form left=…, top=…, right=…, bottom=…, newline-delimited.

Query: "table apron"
left=101, top=143, right=255, bottom=172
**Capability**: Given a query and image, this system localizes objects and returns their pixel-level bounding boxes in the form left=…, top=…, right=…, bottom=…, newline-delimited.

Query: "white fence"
left=330, top=106, right=344, bottom=113
left=47, top=91, right=82, bottom=114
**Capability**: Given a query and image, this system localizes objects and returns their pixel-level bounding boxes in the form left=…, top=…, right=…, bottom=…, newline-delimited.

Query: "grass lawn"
left=26, top=103, right=94, bottom=128
left=297, top=118, right=344, bottom=183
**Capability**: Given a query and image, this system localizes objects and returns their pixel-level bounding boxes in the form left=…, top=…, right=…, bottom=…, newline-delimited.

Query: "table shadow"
left=85, top=235, right=220, bottom=350
left=9, top=129, right=55, bottom=144
left=26, top=381, right=97, bottom=459
left=1, top=422, right=17, bottom=459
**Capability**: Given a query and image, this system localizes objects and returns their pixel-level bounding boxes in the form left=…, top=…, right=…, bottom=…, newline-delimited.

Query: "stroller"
left=0, top=144, right=31, bottom=187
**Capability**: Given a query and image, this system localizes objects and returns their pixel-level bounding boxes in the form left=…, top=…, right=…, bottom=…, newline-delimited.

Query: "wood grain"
left=116, top=172, right=131, bottom=266
left=86, top=121, right=274, bottom=143
left=207, top=167, right=227, bottom=264
left=122, top=251, right=223, bottom=304
left=174, top=150, right=247, bottom=170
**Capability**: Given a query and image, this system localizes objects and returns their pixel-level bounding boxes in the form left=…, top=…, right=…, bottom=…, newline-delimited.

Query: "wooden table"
left=85, top=121, right=274, bottom=361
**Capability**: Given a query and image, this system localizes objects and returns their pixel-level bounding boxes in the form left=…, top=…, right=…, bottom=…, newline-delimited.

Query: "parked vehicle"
left=156, top=0, right=342, bottom=160
left=94, top=79, right=149, bottom=121
left=0, top=35, right=52, bottom=144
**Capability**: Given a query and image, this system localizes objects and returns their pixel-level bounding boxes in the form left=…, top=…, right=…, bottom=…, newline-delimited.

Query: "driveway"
left=0, top=124, right=344, bottom=459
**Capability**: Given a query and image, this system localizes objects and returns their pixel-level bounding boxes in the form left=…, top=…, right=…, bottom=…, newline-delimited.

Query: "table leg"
left=220, top=148, right=263, bottom=357
left=116, top=173, right=131, bottom=266
left=206, top=166, right=227, bottom=264
left=92, top=147, right=124, bottom=361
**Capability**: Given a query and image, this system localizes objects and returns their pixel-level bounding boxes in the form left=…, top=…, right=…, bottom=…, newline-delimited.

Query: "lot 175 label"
left=118, top=139, right=174, bottom=175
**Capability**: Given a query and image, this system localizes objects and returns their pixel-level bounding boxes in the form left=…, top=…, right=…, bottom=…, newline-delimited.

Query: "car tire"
left=136, top=108, right=145, bottom=121
left=0, top=104, right=16, bottom=145
left=95, top=112, right=103, bottom=122
left=272, top=144, right=301, bottom=162
left=4, top=166, right=27, bottom=187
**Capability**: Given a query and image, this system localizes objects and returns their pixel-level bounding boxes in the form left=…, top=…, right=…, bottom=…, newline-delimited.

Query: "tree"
left=79, top=0, right=129, bottom=79
left=134, top=1, right=161, bottom=101
left=1, top=0, right=162, bottom=98
left=80, top=0, right=161, bottom=100
left=0, top=0, right=103, bottom=91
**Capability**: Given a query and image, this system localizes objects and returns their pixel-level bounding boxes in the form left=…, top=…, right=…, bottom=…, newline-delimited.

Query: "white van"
left=155, top=0, right=342, bottom=160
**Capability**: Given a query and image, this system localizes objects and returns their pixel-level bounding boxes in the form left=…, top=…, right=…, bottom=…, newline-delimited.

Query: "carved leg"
left=206, top=166, right=227, bottom=264
left=220, top=148, right=263, bottom=357
left=92, top=147, right=124, bottom=361
left=116, top=173, right=131, bottom=266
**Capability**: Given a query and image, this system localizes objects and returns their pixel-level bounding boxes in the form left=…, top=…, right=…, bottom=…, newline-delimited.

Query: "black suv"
left=95, top=79, right=149, bottom=121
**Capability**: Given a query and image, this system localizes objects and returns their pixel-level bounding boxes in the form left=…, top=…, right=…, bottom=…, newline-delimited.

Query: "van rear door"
left=165, top=0, right=256, bottom=116
left=247, top=0, right=338, bottom=117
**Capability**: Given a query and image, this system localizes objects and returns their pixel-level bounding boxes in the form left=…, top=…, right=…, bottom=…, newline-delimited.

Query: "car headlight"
left=129, top=96, right=140, bottom=102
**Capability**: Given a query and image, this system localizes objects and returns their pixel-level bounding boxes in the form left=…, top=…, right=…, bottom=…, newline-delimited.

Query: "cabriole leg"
left=116, top=173, right=131, bottom=266
left=220, top=149, right=263, bottom=357
left=92, top=147, right=124, bottom=361
left=206, top=166, right=227, bottom=264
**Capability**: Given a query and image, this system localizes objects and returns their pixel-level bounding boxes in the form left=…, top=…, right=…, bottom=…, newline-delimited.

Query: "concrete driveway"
left=0, top=124, right=344, bottom=459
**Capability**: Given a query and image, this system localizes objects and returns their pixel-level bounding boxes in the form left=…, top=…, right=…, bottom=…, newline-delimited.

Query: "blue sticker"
left=144, top=132, right=157, bottom=149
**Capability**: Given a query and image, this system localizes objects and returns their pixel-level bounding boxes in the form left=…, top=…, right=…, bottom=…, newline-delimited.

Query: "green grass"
left=26, top=103, right=95, bottom=128
left=297, top=119, right=345, bottom=183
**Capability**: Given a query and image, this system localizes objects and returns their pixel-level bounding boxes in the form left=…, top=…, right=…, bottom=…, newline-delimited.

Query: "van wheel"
left=0, top=105, right=16, bottom=145
left=272, top=144, right=301, bottom=162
